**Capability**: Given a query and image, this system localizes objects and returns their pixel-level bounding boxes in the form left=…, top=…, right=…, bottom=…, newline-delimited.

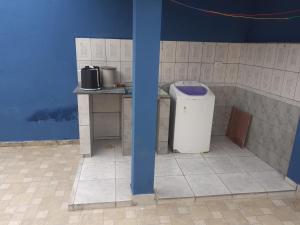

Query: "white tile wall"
left=75, top=38, right=300, bottom=103
left=286, top=44, right=300, bottom=73
left=174, top=63, right=188, bottom=81
left=263, top=44, right=277, bottom=68
left=76, top=38, right=91, bottom=61
left=175, top=42, right=189, bottom=62
left=120, top=62, right=132, bottom=83
left=188, top=42, right=202, bottom=62
left=281, top=71, right=298, bottom=99
left=187, top=63, right=201, bottom=81
left=260, top=68, right=273, bottom=92
left=77, top=95, right=90, bottom=126
left=228, top=43, right=241, bottom=63
left=270, top=70, right=284, bottom=95
left=161, top=62, right=175, bottom=83
left=106, top=39, right=121, bottom=61
left=200, top=63, right=214, bottom=83
left=215, top=43, right=228, bottom=62
left=161, top=41, right=176, bottom=62
left=202, top=43, right=215, bottom=63
left=213, top=62, right=226, bottom=83
left=225, top=64, right=238, bottom=84
left=121, top=40, right=132, bottom=61
left=295, top=76, right=300, bottom=101
left=91, top=39, right=106, bottom=61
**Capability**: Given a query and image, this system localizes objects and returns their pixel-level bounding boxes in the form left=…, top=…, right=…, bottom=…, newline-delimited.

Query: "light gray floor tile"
left=84, top=141, right=116, bottom=163
left=116, top=160, right=131, bottom=179
left=232, top=156, right=274, bottom=172
left=218, top=173, right=266, bottom=194
left=186, top=174, right=230, bottom=196
left=155, top=176, right=194, bottom=199
left=115, top=149, right=131, bottom=161
left=174, top=153, right=203, bottom=159
left=177, top=158, right=214, bottom=175
left=74, top=179, right=115, bottom=204
left=80, top=162, right=115, bottom=180
left=205, top=156, right=242, bottom=174
left=116, top=178, right=132, bottom=202
left=249, top=171, right=295, bottom=192
left=155, top=159, right=182, bottom=176
left=155, top=153, right=175, bottom=160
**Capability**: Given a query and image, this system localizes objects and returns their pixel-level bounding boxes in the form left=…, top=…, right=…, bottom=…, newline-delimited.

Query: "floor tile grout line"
left=174, top=156, right=196, bottom=199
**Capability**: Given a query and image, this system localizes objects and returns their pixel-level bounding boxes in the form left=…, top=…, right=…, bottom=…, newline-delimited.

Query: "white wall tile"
left=286, top=44, right=300, bottom=72
left=215, top=43, right=228, bottom=62
left=161, top=41, right=176, bottom=62
left=121, top=40, right=132, bottom=61
left=159, top=63, right=162, bottom=81
left=239, top=44, right=247, bottom=64
left=91, top=39, right=106, bottom=61
left=75, top=38, right=91, bottom=61
left=202, top=43, right=215, bottom=63
left=107, top=61, right=121, bottom=82
left=213, top=62, right=226, bottom=83
left=270, top=69, right=284, bottom=95
left=281, top=71, right=298, bottom=99
left=106, top=39, right=121, bottom=61
left=120, top=62, right=132, bottom=83
left=274, top=44, right=289, bottom=70
left=260, top=68, right=273, bottom=93
left=188, top=42, right=202, bottom=62
left=77, top=95, right=90, bottom=126
left=91, top=61, right=106, bottom=68
left=246, top=44, right=255, bottom=65
left=252, top=66, right=262, bottom=89
left=225, top=64, right=238, bottom=84
left=175, top=42, right=189, bottom=62
left=161, top=62, right=175, bottom=83
left=245, top=65, right=254, bottom=87
left=174, top=63, right=188, bottom=81
left=200, top=63, right=214, bottom=83
left=263, top=44, right=276, bottom=68
left=237, top=64, right=246, bottom=85
left=254, top=44, right=265, bottom=67
left=79, top=125, right=91, bottom=155
left=227, top=43, right=241, bottom=63
left=187, top=63, right=201, bottom=81
left=294, top=75, right=300, bottom=101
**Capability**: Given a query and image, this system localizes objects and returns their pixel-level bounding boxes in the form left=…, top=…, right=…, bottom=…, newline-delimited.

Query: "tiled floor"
left=1, top=142, right=300, bottom=225
left=70, top=137, right=296, bottom=209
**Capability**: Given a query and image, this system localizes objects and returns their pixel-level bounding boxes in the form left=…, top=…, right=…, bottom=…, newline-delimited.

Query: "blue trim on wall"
left=288, top=119, right=300, bottom=184
left=131, top=0, right=162, bottom=194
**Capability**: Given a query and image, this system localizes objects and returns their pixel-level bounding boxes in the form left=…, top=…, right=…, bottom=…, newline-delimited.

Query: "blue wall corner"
left=288, top=118, right=300, bottom=184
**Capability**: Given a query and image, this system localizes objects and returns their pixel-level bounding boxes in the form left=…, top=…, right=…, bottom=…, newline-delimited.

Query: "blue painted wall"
left=161, top=0, right=254, bottom=42
left=0, top=0, right=132, bottom=141
left=246, top=0, right=300, bottom=42
left=1, top=0, right=300, bottom=141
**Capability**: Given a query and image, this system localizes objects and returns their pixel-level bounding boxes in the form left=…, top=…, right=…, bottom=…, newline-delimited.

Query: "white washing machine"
left=169, top=81, right=215, bottom=153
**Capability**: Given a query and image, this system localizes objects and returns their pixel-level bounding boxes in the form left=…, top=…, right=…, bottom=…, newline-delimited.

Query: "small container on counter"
left=101, top=66, right=117, bottom=88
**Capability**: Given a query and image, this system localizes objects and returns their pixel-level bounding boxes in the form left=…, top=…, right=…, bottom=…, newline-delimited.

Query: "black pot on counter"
left=81, top=66, right=102, bottom=90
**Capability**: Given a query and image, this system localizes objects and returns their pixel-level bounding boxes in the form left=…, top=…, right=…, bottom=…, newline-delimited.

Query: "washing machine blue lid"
left=176, top=86, right=208, bottom=96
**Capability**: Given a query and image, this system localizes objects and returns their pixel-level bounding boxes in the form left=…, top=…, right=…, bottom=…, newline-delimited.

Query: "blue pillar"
left=131, top=0, right=162, bottom=195
left=288, top=118, right=300, bottom=184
